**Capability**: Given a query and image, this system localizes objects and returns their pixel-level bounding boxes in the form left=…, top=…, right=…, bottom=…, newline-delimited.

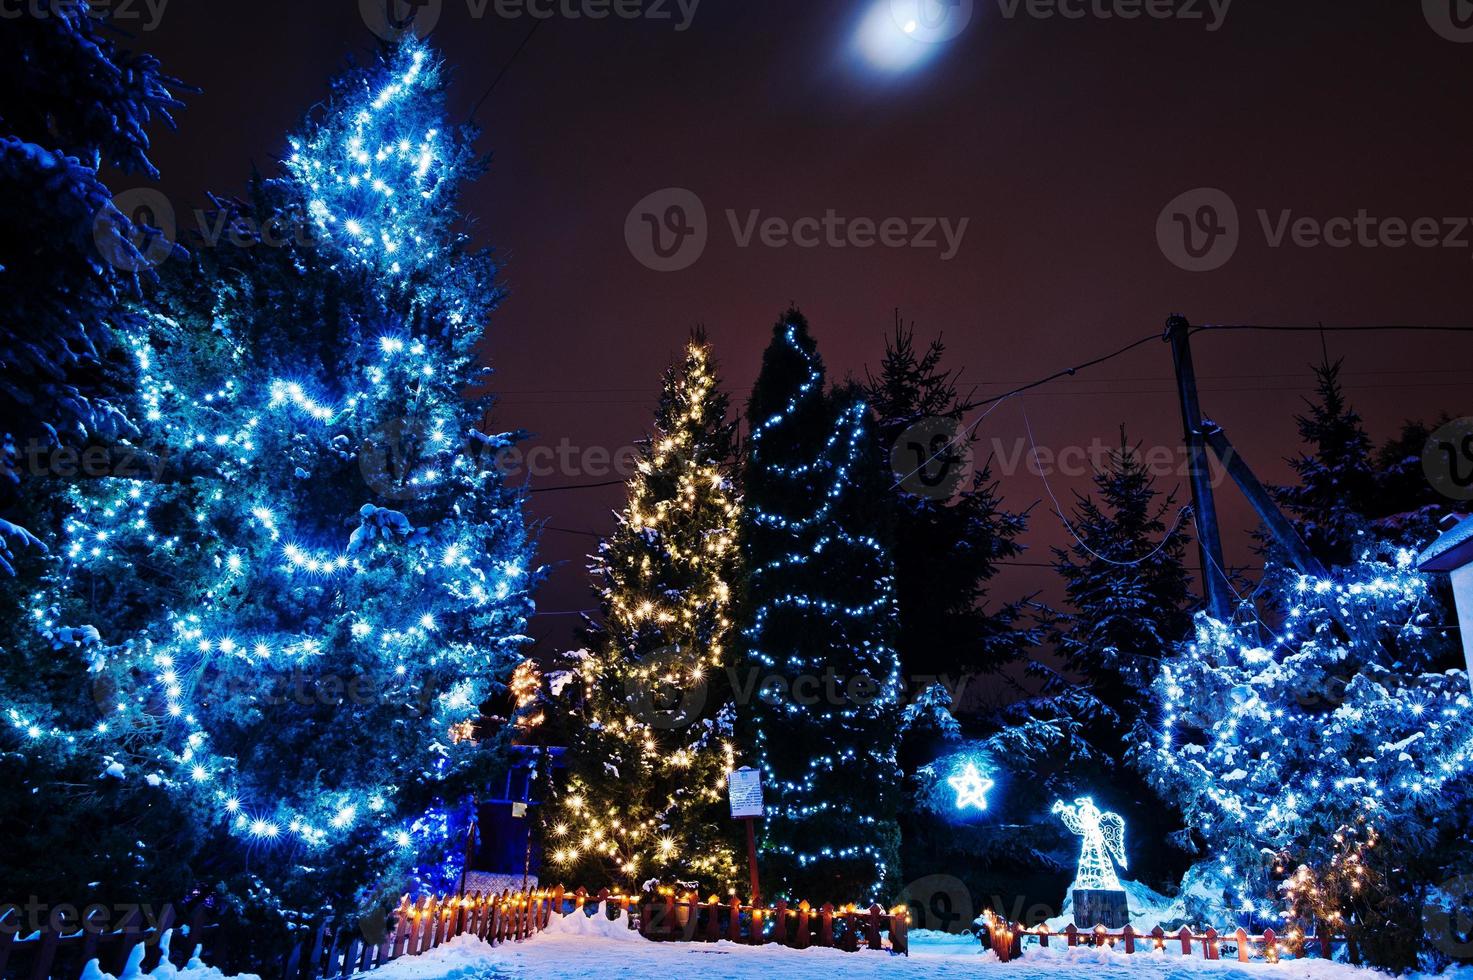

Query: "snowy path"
left=365, top=919, right=1404, bottom=980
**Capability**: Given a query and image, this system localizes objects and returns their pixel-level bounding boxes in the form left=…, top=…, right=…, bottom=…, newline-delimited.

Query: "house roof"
left=1419, top=513, right=1473, bottom=572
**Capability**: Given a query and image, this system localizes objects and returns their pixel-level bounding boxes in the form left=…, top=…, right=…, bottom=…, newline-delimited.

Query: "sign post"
left=728, top=767, right=764, bottom=906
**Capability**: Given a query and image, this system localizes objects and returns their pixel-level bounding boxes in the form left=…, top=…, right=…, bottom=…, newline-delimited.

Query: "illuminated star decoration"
left=948, top=761, right=995, bottom=811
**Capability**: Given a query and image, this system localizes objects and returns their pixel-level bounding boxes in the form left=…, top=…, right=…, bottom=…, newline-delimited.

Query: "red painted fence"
left=979, top=910, right=1345, bottom=965
left=2, top=885, right=908, bottom=980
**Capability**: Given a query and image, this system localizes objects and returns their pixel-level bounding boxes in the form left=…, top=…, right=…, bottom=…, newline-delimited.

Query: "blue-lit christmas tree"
left=740, top=310, right=903, bottom=903
left=6, top=38, right=540, bottom=927
left=1140, top=547, right=1472, bottom=968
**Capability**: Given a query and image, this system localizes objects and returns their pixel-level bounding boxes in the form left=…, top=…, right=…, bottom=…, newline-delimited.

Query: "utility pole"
left=1165, top=314, right=1233, bottom=620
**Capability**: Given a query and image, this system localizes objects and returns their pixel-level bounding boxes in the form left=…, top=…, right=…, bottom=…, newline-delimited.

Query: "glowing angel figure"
left=1052, top=797, right=1127, bottom=891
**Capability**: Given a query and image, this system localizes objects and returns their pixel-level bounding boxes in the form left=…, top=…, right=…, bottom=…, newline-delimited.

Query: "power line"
left=890, top=331, right=1163, bottom=490
left=542, top=525, right=602, bottom=537
left=523, top=321, right=1472, bottom=495
left=1022, top=403, right=1191, bottom=569
left=1197, top=323, right=1473, bottom=335
left=466, top=17, right=544, bottom=122
left=527, top=478, right=625, bottom=493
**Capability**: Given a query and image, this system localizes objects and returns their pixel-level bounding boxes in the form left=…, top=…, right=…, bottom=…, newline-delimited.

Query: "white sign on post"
left=728, top=767, right=764, bottom=819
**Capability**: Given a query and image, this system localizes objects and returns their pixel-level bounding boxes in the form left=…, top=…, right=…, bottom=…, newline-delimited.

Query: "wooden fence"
left=978, top=910, right=1345, bottom=965
left=1, top=884, right=909, bottom=980
left=277, top=884, right=909, bottom=979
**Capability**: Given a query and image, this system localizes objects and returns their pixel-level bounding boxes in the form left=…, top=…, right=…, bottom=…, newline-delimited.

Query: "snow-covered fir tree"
left=4, top=39, right=540, bottom=929
left=1139, top=547, right=1472, bottom=968
left=1049, top=428, right=1193, bottom=727
left=1276, top=358, right=1379, bottom=566
left=741, top=310, right=903, bottom=903
left=547, top=334, right=743, bottom=892
left=0, top=6, right=186, bottom=572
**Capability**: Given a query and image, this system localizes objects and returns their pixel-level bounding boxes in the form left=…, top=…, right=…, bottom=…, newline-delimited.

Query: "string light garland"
left=8, top=37, right=539, bottom=895
left=1145, top=546, right=1473, bottom=923
left=548, top=339, right=744, bottom=890
left=1054, top=797, right=1128, bottom=892
left=743, top=319, right=904, bottom=901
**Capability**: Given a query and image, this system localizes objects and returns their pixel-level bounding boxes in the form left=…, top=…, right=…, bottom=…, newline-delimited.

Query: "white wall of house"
left=1453, top=564, right=1473, bottom=695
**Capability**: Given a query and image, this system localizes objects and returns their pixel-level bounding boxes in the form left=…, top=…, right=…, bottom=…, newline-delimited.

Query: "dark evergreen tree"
left=1049, top=428, right=1194, bottom=728
left=865, top=317, right=1037, bottom=691
left=0, top=6, right=186, bottom=570
left=548, top=333, right=744, bottom=892
left=1276, top=358, right=1379, bottom=566
left=740, top=310, right=903, bottom=903
left=1371, top=414, right=1456, bottom=545
left=1023, top=429, right=1196, bottom=894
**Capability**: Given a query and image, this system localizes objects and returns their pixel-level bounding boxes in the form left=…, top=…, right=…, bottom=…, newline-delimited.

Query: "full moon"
left=853, top=1, right=942, bottom=74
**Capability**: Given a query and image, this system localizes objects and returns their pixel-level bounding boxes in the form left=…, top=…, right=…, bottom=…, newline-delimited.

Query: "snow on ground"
left=366, top=904, right=1448, bottom=980
left=79, top=929, right=261, bottom=980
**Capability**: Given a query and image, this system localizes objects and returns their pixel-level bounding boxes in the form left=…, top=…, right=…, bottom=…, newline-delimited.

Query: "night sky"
left=133, top=0, right=1473, bottom=656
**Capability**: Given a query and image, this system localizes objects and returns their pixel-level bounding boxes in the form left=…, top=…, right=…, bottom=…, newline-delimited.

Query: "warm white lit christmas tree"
left=549, top=335, right=744, bottom=891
